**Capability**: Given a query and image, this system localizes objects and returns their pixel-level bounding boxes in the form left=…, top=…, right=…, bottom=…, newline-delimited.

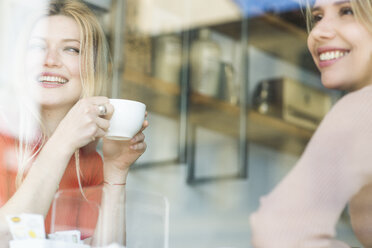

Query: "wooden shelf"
left=210, top=13, right=318, bottom=73
left=122, top=69, right=180, bottom=119
left=121, top=70, right=314, bottom=155
left=189, top=93, right=313, bottom=155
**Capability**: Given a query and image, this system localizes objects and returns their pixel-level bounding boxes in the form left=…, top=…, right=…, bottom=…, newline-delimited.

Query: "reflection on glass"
left=154, top=34, right=182, bottom=84
left=190, top=28, right=222, bottom=98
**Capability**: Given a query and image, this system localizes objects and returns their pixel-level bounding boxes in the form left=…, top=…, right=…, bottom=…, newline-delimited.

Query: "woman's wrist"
left=43, top=134, right=76, bottom=163
left=103, top=163, right=129, bottom=185
left=48, top=130, right=77, bottom=158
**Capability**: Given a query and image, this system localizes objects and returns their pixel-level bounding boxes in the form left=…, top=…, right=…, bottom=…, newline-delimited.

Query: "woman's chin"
left=321, top=75, right=348, bottom=91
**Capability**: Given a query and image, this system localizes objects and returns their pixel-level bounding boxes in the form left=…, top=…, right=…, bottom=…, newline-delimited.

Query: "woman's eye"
left=311, top=13, right=323, bottom=25
left=65, top=47, right=80, bottom=54
left=340, top=7, right=353, bottom=16
left=28, top=43, right=46, bottom=51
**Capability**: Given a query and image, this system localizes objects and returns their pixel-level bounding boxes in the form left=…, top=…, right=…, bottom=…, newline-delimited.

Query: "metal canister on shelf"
left=252, top=78, right=332, bottom=130
left=190, top=28, right=222, bottom=97
left=252, top=80, right=271, bottom=114
left=218, top=62, right=238, bottom=104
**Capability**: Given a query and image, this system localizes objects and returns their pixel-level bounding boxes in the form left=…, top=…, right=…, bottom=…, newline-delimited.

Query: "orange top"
left=0, top=132, right=103, bottom=239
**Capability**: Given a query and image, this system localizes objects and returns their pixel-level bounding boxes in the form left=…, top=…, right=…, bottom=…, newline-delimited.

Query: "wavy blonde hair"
left=15, top=0, right=110, bottom=188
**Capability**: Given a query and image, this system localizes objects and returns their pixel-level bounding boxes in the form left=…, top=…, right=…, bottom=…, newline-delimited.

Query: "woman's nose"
left=310, top=17, right=337, bottom=41
left=44, top=49, right=61, bottom=67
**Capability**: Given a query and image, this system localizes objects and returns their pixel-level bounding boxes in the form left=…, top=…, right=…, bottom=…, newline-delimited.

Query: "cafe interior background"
left=0, top=0, right=364, bottom=247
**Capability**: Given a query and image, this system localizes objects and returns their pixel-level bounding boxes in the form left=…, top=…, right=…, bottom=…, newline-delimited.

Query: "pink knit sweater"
left=250, top=85, right=372, bottom=248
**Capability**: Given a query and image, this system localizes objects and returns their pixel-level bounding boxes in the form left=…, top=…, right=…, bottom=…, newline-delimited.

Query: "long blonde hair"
left=15, top=0, right=110, bottom=188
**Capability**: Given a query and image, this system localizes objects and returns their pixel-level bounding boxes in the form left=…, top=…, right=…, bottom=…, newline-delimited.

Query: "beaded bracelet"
left=104, top=181, right=126, bottom=186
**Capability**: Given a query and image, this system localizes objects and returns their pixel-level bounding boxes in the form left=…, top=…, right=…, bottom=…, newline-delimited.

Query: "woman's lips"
left=317, top=48, right=350, bottom=68
left=36, top=72, right=69, bottom=88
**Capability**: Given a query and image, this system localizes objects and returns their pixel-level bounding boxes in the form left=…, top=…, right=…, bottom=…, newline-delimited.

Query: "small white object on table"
left=9, top=239, right=90, bottom=248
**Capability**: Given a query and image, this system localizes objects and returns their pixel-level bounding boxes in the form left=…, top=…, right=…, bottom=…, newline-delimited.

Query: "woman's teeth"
left=319, top=51, right=349, bottom=61
left=38, top=76, right=68, bottom=84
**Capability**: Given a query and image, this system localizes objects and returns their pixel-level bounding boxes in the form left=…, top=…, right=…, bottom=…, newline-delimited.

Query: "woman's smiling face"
left=25, top=15, right=83, bottom=109
left=307, top=0, right=372, bottom=91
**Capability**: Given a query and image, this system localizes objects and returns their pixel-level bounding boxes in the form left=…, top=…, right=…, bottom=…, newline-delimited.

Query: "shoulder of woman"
left=323, top=86, right=372, bottom=125
left=307, top=86, right=372, bottom=152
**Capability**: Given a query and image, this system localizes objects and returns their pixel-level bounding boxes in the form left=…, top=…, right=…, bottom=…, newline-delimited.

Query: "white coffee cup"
left=106, top=99, right=146, bottom=140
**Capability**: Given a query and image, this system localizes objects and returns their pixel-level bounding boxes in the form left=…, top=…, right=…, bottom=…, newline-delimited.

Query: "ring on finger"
left=98, top=104, right=107, bottom=116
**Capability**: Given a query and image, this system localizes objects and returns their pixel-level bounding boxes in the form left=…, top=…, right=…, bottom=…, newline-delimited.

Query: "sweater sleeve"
left=250, top=86, right=372, bottom=248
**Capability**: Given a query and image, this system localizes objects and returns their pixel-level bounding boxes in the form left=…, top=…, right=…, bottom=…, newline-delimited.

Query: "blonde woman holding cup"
left=0, top=0, right=148, bottom=246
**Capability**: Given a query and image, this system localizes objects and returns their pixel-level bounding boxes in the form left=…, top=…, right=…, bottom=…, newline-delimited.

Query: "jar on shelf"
left=190, top=28, right=222, bottom=97
left=154, top=34, right=182, bottom=84
left=124, top=33, right=152, bottom=75
left=252, top=80, right=271, bottom=114
left=220, top=62, right=238, bottom=104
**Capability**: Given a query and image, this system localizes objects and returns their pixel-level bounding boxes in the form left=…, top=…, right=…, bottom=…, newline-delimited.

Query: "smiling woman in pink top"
left=250, top=0, right=372, bottom=247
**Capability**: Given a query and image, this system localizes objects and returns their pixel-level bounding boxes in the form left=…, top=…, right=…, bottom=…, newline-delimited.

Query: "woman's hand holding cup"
left=52, top=96, right=113, bottom=153
left=102, top=99, right=148, bottom=183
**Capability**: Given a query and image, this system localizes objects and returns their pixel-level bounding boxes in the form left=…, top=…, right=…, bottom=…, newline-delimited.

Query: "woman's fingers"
left=93, top=128, right=107, bottom=140
left=130, top=141, right=147, bottom=151
left=82, top=97, right=114, bottom=135
left=75, top=97, right=112, bottom=140
left=138, top=120, right=149, bottom=133
left=79, top=96, right=113, bottom=119
left=96, top=102, right=114, bottom=120
left=130, top=132, right=144, bottom=143
left=104, top=103, right=114, bottom=120
left=141, top=111, right=148, bottom=130
left=79, top=97, right=148, bottom=141
left=95, top=116, right=110, bottom=132
left=130, top=132, right=147, bottom=151
left=128, top=115, right=148, bottom=150
left=91, top=99, right=114, bottom=121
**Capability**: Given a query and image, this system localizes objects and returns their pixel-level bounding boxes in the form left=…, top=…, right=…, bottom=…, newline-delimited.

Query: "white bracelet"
left=104, top=181, right=126, bottom=186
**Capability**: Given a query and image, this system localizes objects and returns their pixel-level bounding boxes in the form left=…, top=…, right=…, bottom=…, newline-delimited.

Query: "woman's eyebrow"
left=334, top=0, right=350, bottom=5
left=29, top=37, right=80, bottom=43
left=29, top=36, right=44, bottom=41
left=62, top=39, right=80, bottom=43
left=311, top=6, right=320, bottom=13
left=311, top=0, right=351, bottom=12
